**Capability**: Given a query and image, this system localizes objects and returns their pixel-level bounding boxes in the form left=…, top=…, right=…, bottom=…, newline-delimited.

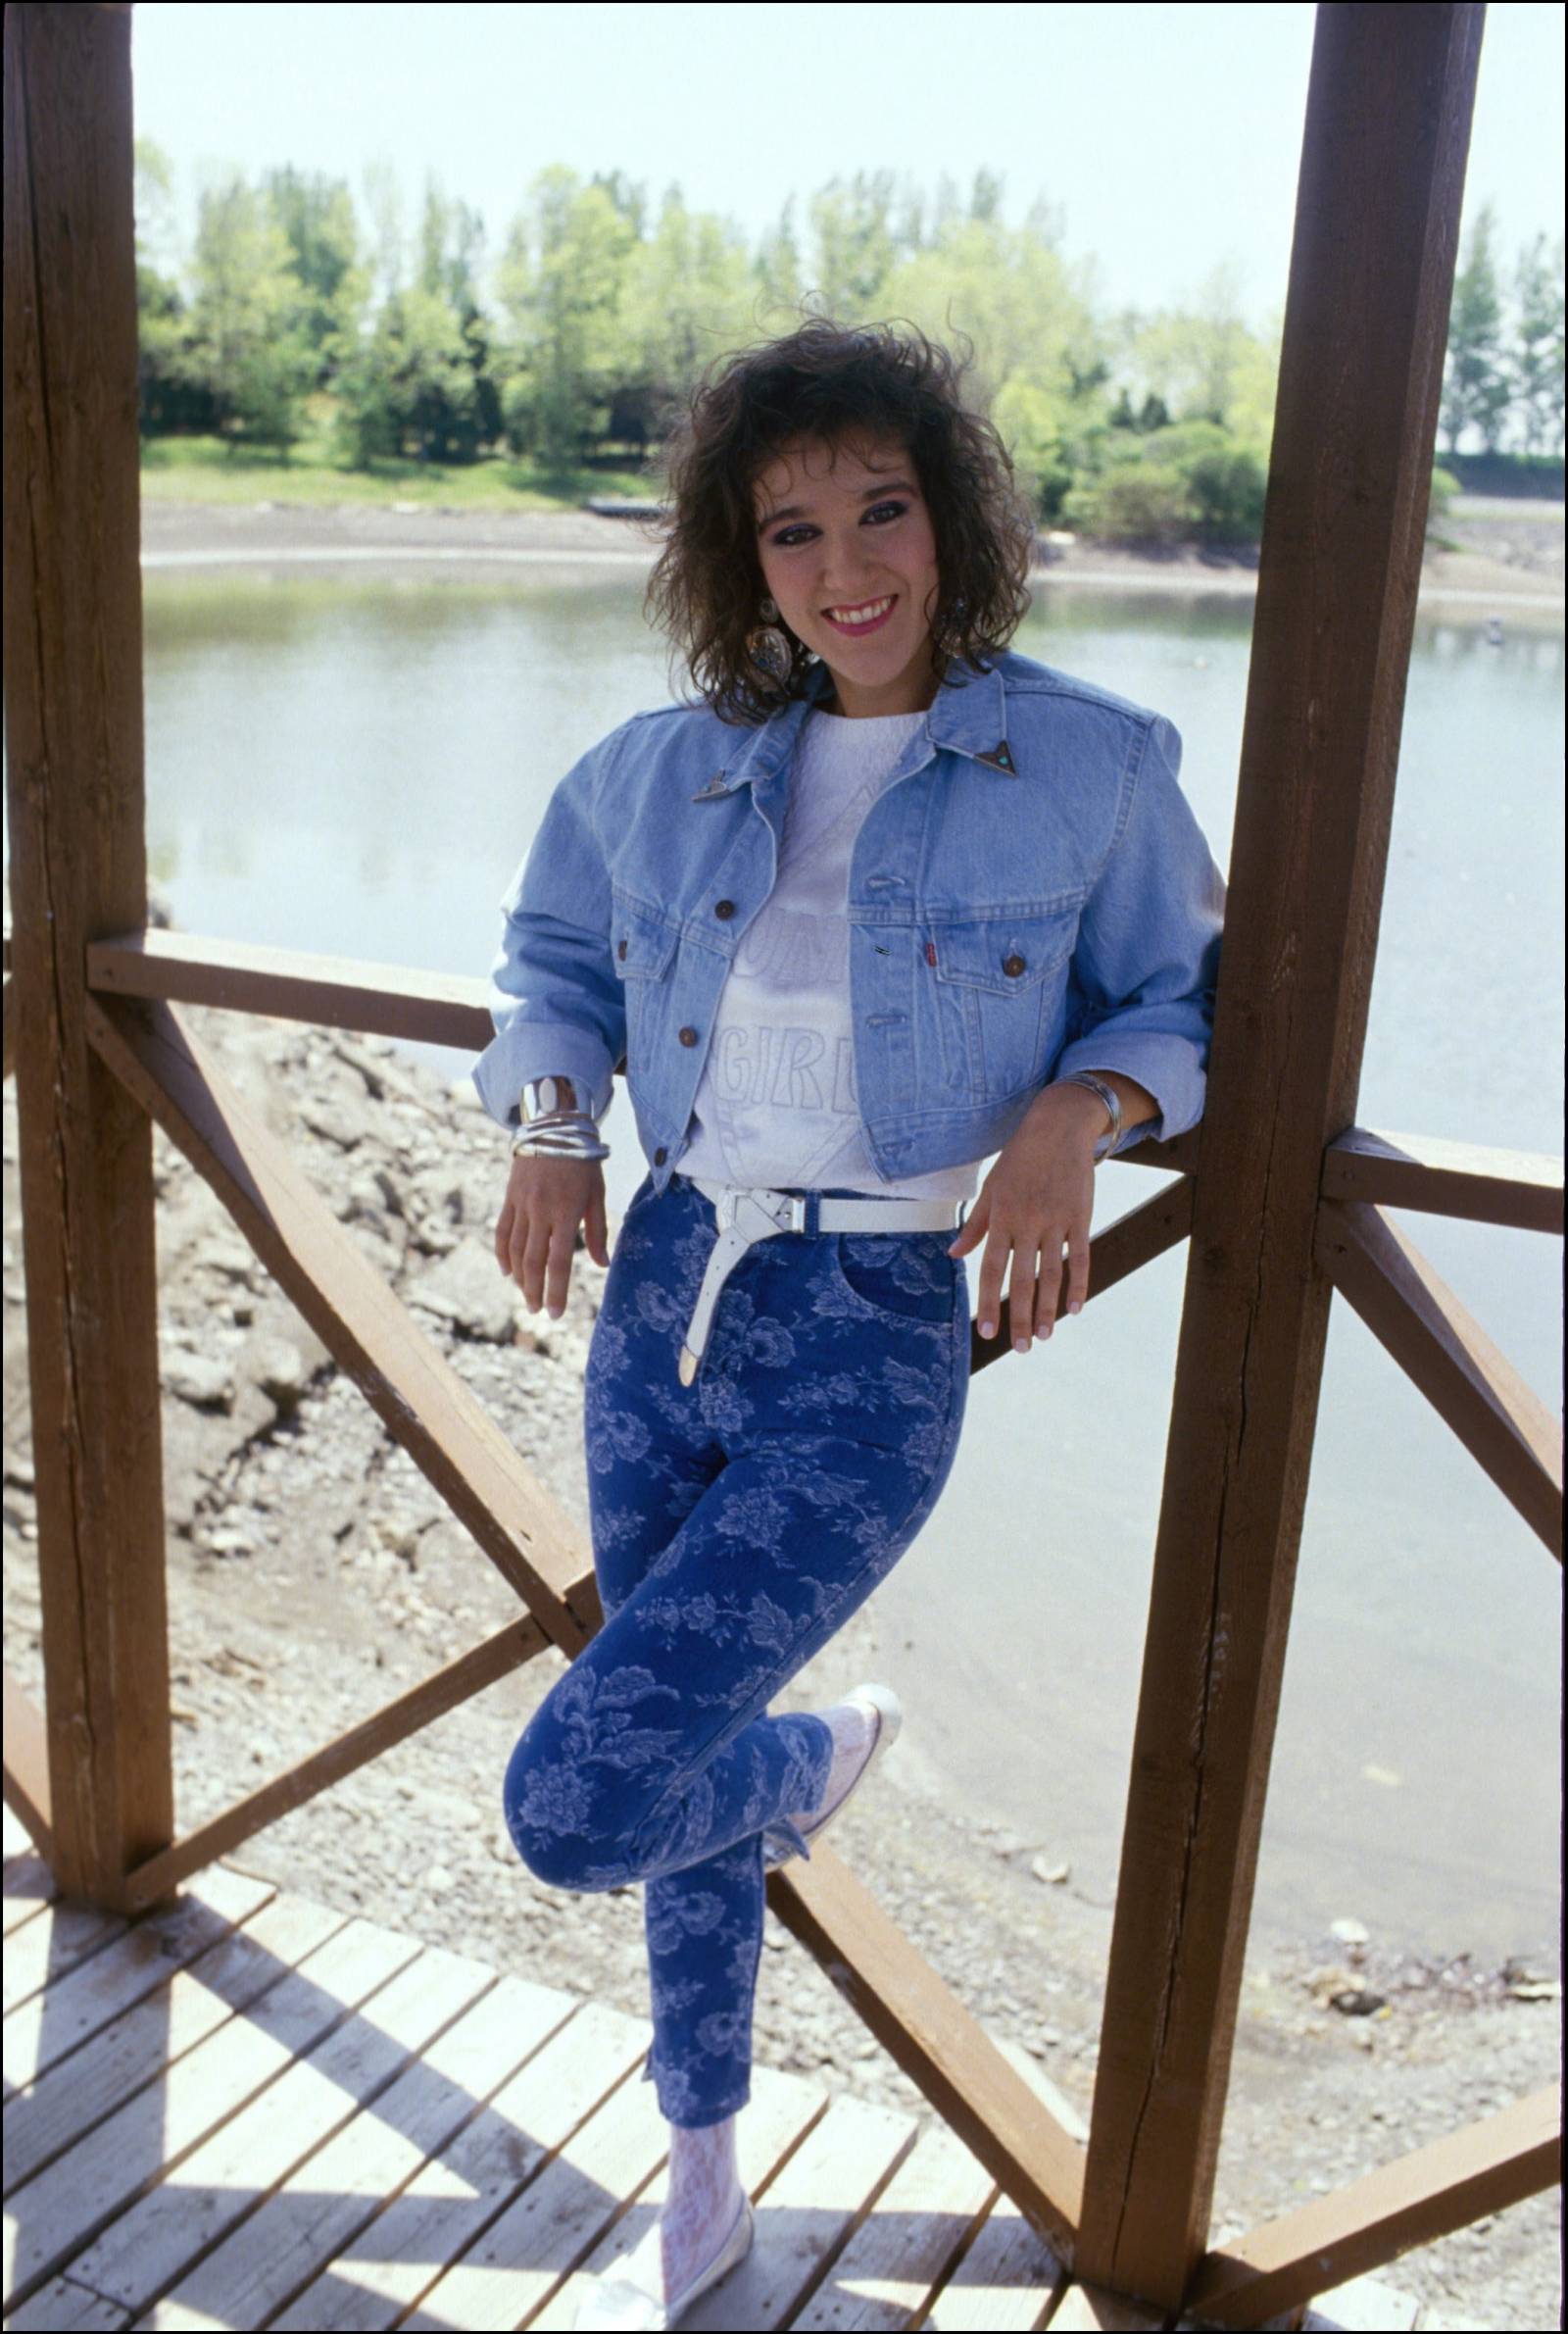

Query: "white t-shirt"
left=680, top=706, right=980, bottom=1201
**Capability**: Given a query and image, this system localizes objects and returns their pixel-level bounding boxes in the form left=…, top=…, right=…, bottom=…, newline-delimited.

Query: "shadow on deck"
left=2, top=1811, right=1422, bottom=2334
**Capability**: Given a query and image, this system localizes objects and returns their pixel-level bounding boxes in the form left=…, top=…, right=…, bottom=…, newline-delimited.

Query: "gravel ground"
left=2, top=995, right=1559, bottom=2331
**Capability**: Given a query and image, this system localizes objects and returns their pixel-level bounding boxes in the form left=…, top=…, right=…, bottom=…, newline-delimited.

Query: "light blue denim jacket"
left=474, top=648, right=1227, bottom=1195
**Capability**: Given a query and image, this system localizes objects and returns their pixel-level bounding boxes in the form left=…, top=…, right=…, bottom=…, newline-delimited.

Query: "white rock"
left=163, top=1345, right=234, bottom=1411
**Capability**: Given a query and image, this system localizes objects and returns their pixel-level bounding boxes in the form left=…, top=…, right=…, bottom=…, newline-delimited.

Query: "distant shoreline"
left=139, top=499, right=1566, bottom=618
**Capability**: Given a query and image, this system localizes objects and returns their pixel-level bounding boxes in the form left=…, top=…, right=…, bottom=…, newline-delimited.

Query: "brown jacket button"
left=1003, top=952, right=1027, bottom=976
left=679, top=1025, right=698, bottom=1046
left=714, top=898, right=735, bottom=919
left=654, top=1146, right=667, bottom=1165
left=616, top=937, right=627, bottom=960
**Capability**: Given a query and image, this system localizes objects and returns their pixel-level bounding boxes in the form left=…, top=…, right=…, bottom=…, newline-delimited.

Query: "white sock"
left=815, top=1699, right=876, bottom=1822
left=615, top=2111, right=745, bottom=2303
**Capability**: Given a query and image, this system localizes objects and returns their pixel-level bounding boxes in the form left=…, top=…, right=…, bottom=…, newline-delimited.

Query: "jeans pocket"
left=829, top=1231, right=957, bottom=1325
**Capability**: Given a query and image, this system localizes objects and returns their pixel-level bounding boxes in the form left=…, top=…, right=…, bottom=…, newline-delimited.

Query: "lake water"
left=47, top=567, right=1568, bottom=1954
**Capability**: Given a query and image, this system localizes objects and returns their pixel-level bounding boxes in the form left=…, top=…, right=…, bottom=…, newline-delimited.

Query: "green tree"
left=1144, top=421, right=1267, bottom=541
left=1125, top=263, right=1259, bottom=430
left=134, top=137, right=214, bottom=436
left=884, top=212, right=1108, bottom=519
left=134, top=135, right=181, bottom=280
left=593, top=171, right=649, bottom=240
left=968, top=168, right=1005, bottom=224
left=331, top=281, right=488, bottom=466
left=414, top=176, right=500, bottom=450
left=1442, top=202, right=1509, bottom=453
left=886, top=215, right=1101, bottom=395
left=262, top=166, right=366, bottom=383
left=808, top=173, right=897, bottom=315
left=1062, top=463, right=1194, bottom=544
left=1510, top=232, right=1565, bottom=457
left=496, top=168, right=637, bottom=464
left=755, top=198, right=805, bottom=324
left=621, top=186, right=753, bottom=437
left=186, top=171, right=316, bottom=450
left=360, top=159, right=407, bottom=306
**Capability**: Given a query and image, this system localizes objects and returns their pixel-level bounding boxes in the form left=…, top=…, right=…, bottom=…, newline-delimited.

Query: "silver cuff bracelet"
left=511, top=1118, right=610, bottom=1163
left=1054, top=1069, right=1122, bottom=1159
left=511, top=1074, right=610, bottom=1164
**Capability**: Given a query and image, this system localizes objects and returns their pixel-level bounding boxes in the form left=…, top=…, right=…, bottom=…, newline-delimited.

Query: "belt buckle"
left=716, top=1187, right=805, bottom=1240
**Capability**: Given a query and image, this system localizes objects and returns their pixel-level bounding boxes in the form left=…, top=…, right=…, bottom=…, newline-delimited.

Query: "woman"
left=474, top=319, right=1226, bottom=2330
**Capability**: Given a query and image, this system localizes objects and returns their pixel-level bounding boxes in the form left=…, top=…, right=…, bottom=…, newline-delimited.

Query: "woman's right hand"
left=495, top=1153, right=611, bottom=1317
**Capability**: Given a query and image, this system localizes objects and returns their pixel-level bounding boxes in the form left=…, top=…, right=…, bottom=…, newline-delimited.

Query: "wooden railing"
left=4, top=919, right=1560, bottom=2312
left=3, top=3, right=1560, bottom=2323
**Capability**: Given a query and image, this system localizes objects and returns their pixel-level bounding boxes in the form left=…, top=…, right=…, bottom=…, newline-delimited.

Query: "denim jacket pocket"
left=611, top=886, right=680, bottom=1083
left=611, top=887, right=680, bottom=981
left=926, top=903, right=1084, bottom=1103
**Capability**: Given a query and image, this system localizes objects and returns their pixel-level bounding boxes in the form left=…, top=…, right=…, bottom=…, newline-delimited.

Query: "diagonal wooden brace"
left=85, top=992, right=602, bottom=1654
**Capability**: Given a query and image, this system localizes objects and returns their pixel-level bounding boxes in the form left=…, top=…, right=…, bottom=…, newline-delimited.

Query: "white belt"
left=677, top=1172, right=967, bottom=1387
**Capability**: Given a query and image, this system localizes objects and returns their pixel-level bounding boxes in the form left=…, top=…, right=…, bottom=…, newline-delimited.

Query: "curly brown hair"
left=644, top=318, right=1036, bottom=724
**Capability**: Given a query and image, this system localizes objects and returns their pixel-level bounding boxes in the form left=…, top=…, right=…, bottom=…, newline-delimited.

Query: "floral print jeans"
left=502, top=1167, right=972, bottom=2128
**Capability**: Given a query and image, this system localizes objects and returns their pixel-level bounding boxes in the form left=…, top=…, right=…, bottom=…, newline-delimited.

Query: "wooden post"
left=1075, top=3, right=1485, bottom=2309
left=2, top=2, right=172, bottom=1900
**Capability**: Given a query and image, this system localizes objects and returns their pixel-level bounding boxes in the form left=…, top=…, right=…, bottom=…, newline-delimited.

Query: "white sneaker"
left=763, top=1683, right=904, bottom=1871
left=572, top=2192, right=756, bottom=2331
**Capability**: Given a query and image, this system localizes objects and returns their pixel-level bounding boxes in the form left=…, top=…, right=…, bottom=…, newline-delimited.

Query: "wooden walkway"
left=1, top=1811, right=1419, bottom=2333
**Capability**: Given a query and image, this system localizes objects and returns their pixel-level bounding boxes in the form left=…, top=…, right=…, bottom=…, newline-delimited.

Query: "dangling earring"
left=746, top=594, right=794, bottom=687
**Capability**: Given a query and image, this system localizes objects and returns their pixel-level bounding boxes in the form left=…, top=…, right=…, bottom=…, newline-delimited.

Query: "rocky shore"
left=2, top=983, right=1560, bottom=2330
left=135, top=493, right=1567, bottom=618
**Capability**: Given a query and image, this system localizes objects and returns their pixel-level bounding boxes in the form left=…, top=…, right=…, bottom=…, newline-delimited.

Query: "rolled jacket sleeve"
left=470, top=737, right=624, bottom=1131
left=1052, top=714, right=1226, bottom=1156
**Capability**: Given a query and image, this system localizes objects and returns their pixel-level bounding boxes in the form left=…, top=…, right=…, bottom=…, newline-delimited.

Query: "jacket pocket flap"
left=611, top=891, right=678, bottom=979
left=929, top=906, right=1082, bottom=994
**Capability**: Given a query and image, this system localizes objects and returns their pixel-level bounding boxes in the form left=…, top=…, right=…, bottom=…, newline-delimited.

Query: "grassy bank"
left=140, top=428, right=654, bottom=514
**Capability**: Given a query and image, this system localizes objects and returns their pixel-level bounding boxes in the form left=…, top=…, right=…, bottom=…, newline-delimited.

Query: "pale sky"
left=131, top=1, right=1564, bottom=328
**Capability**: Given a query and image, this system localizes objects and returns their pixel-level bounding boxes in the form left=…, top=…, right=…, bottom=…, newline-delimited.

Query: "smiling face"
left=753, top=434, right=943, bottom=718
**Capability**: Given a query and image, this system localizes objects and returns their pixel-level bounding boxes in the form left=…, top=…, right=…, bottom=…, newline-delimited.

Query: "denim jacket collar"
left=692, top=657, right=1015, bottom=801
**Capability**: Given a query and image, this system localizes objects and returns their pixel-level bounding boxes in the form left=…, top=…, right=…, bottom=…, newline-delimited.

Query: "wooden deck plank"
left=3, top=1894, right=345, bottom=2200
left=2, top=1896, right=126, bottom=2012
left=791, top=2117, right=999, bottom=2330
left=66, top=1942, right=491, bottom=2319
left=920, top=2196, right=1068, bottom=2332
left=1048, top=2283, right=1165, bottom=2330
left=270, top=1999, right=649, bottom=2330
left=134, top=1972, right=577, bottom=2333
left=402, top=2046, right=672, bottom=2329
left=681, top=2094, right=919, bottom=2332
left=1, top=1875, right=54, bottom=1940
left=2, top=1851, right=55, bottom=1937
left=3, top=1912, right=413, bottom=2309
left=3, top=2271, right=132, bottom=2329
left=765, top=1851, right=1083, bottom=2256
left=3, top=1867, right=274, bottom=2093
left=526, top=2060, right=830, bottom=2330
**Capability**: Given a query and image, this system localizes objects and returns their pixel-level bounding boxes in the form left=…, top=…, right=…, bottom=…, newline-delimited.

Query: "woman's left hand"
left=947, top=1082, right=1109, bottom=1350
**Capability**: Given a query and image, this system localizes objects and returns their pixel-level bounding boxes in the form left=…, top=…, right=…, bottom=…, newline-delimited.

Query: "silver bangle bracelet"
left=1053, top=1070, right=1122, bottom=1158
